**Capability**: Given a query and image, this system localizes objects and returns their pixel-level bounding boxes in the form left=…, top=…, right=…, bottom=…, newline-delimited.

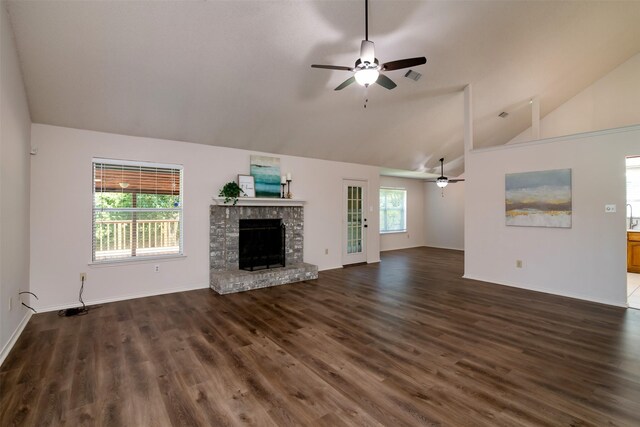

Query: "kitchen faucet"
left=628, top=204, right=638, bottom=229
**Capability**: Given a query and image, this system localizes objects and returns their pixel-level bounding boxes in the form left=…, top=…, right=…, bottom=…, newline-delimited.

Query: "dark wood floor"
left=2, top=247, right=640, bottom=426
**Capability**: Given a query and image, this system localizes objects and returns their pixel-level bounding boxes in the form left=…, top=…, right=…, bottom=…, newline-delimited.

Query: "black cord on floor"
left=58, top=276, right=90, bottom=317
left=21, top=302, right=37, bottom=313
left=19, top=291, right=38, bottom=299
left=19, top=291, right=38, bottom=313
left=79, top=275, right=86, bottom=311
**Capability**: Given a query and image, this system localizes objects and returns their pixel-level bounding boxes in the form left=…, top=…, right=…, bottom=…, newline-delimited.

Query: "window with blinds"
left=380, top=188, right=407, bottom=233
left=92, top=159, right=183, bottom=262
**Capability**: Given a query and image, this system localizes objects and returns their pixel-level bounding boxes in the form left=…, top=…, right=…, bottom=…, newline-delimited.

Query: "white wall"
left=510, top=52, right=640, bottom=144
left=465, top=125, right=640, bottom=307
left=29, top=124, right=380, bottom=312
left=0, top=2, right=32, bottom=363
left=424, top=179, right=465, bottom=251
left=379, top=176, right=425, bottom=251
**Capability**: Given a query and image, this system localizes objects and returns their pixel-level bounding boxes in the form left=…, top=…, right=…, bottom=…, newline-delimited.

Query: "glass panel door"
left=343, top=180, right=367, bottom=265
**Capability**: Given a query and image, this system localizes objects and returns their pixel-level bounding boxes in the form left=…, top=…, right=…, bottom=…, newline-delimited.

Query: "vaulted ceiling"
left=6, top=0, right=640, bottom=177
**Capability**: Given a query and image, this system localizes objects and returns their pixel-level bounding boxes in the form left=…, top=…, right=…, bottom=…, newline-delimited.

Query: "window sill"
left=380, top=230, right=407, bottom=235
left=88, top=254, right=187, bottom=267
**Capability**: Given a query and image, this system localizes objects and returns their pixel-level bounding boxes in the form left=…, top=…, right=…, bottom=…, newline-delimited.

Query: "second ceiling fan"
left=311, top=0, right=427, bottom=91
left=425, top=158, right=465, bottom=188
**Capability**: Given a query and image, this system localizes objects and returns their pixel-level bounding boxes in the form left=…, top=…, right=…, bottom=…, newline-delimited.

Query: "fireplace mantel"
left=211, top=197, right=306, bottom=207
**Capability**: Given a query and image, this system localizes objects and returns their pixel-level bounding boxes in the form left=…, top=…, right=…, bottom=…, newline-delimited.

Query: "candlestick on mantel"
left=286, top=172, right=292, bottom=181
left=281, top=175, right=286, bottom=184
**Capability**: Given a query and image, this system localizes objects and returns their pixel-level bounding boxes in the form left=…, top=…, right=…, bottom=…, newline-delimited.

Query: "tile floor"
left=628, top=272, right=640, bottom=309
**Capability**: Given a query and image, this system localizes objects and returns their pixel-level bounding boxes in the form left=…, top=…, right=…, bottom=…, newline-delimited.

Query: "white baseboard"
left=318, top=265, right=344, bottom=272
left=380, top=243, right=426, bottom=252
left=424, top=245, right=464, bottom=252
left=36, top=282, right=210, bottom=313
left=462, top=274, right=628, bottom=308
left=382, top=245, right=464, bottom=252
left=0, top=311, right=32, bottom=367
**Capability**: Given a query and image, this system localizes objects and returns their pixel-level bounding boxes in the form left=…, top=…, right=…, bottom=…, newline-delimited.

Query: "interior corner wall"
left=1, top=2, right=32, bottom=362
left=510, top=52, right=640, bottom=144
left=29, top=124, right=381, bottom=312
left=424, top=179, right=465, bottom=251
left=379, top=176, right=425, bottom=251
left=465, top=125, right=640, bottom=307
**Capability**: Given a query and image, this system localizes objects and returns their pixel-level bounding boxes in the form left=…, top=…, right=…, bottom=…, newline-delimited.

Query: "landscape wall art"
left=250, top=155, right=281, bottom=198
left=505, top=168, right=572, bottom=228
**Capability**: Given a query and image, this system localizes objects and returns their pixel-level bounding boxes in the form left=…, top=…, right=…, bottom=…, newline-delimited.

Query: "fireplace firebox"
left=239, top=219, right=285, bottom=271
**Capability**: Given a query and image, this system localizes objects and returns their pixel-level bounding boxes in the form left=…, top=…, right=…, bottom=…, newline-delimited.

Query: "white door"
left=342, top=180, right=368, bottom=265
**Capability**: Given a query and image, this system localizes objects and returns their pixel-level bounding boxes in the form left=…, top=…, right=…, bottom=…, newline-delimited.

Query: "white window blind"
left=380, top=188, right=407, bottom=233
left=92, top=159, right=183, bottom=262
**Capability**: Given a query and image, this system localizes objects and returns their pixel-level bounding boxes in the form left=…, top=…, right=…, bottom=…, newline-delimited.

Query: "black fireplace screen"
left=239, top=219, right=286, bottom=271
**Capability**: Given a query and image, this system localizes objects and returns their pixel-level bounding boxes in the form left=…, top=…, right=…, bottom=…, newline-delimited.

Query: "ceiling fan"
left=425, top=158, right=465, bottom=188
left=311, top=0, right=427, bottom=91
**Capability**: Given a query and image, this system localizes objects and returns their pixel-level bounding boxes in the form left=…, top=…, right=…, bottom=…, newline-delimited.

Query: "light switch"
left=605, top=204, right=616, bottom=213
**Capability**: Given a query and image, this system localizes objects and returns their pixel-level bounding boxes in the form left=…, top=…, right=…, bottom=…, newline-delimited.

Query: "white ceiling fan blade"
left=360, top=40, right=375, bottom=64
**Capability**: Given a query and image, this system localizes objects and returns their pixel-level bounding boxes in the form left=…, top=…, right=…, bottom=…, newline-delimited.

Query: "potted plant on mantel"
left=218, top=181, right=245, bottom=206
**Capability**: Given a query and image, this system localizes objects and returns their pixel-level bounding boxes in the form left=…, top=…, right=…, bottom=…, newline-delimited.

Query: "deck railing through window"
left=94, top=219, right=180, bottom=257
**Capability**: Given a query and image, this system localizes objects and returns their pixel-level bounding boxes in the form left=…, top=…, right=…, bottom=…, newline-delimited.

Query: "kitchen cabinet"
left=628, top=232, right=640, bottom=273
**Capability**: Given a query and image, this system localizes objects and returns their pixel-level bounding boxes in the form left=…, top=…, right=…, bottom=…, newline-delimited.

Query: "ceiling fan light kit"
left=354, top=68, right=380, bottom=86
left=436, top=176, right=449, bottom=188
left=311, top=0, right=427, bottom=92
left=426, top=158, right=466, bottom=194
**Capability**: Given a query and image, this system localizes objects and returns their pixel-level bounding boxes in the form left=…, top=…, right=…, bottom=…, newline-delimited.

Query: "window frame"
left=379, top=187, right=407, bottom=234
left=91, top=158, right=184, bottom=264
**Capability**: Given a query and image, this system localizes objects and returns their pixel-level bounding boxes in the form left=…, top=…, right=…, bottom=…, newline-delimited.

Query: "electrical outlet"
left=325, top=249, right=329, bottom=255
left=154, top=264, right=160, bottom=272
left=516, top=260, right=523, bottom=268
left=80, top=272, right=87, bottom=281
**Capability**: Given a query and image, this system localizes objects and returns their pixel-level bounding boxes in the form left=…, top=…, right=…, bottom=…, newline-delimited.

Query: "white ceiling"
left=6, top=0, right=640, bottom=177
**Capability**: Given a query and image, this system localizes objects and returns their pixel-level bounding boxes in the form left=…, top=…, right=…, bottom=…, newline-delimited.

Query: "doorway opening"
left=626, top=156, right=640, bottom=309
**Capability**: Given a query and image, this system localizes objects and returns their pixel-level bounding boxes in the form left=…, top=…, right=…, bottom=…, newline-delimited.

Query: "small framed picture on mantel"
left=238, top=174, right=255, bottom=198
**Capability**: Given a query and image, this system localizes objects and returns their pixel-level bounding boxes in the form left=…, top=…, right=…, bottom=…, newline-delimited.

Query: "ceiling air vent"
left=404, top=70, right=422, bottom=81
left=498, top=111, right=509, bottom=118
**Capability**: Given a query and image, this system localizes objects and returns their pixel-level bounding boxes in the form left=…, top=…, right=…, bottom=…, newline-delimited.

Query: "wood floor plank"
left=2, top=247, right=640, bottom=426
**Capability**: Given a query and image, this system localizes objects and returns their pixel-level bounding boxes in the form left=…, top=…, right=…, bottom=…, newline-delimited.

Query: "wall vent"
left=404, top=70, right=422, bottom=81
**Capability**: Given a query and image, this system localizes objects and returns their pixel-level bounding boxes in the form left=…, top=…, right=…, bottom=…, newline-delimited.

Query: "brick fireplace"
left=209, top=202, right=318, bottom=294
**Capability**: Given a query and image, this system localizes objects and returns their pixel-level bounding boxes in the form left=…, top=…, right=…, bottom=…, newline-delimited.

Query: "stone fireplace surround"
left=210, top=203, right=318, bottom=294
